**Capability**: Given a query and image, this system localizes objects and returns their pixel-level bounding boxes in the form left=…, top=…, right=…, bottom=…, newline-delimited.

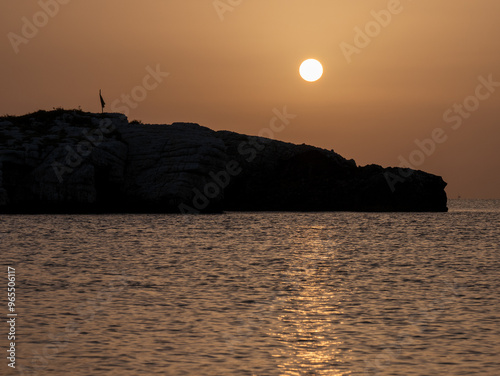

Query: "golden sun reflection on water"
left=268, top=235, right=354, bottom=375
left=272, top=293, right=351, bottom=375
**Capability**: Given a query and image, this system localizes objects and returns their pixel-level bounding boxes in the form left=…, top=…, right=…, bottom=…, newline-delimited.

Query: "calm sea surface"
left=1, top=199, right=499, bottom=375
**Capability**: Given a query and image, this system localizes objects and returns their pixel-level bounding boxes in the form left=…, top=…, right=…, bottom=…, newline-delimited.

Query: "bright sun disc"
left=299, top=59, right=323, bottom=82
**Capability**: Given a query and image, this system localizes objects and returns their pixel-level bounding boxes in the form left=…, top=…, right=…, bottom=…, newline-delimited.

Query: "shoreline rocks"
left=0, top=110, right=447, bottom=213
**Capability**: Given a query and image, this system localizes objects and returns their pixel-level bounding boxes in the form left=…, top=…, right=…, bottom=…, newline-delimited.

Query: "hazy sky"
left=2, top=0, right=499, bottom=198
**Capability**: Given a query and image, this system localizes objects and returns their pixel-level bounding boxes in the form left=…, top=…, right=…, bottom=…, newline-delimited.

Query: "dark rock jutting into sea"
left=0, top=110, right=447, bottom=213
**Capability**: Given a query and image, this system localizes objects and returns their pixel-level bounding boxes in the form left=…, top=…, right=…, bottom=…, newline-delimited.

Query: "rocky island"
left=0, top=109, right=447, bottom=213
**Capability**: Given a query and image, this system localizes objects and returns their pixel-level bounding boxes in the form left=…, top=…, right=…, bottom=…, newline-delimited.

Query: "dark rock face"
left=215, top=131, right=447, bottom=212
left=0, top=110, right=447, bottom=213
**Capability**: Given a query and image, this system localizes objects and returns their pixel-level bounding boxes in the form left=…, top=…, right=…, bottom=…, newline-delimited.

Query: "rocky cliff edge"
left=0, top=110, right=447, bottom=213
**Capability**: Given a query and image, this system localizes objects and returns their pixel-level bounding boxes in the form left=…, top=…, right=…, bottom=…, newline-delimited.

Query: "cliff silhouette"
left=0, top=109, right=447, bottom=213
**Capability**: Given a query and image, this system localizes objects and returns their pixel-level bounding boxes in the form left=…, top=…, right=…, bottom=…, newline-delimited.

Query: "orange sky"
left=2, top=0, right=499, bottom=198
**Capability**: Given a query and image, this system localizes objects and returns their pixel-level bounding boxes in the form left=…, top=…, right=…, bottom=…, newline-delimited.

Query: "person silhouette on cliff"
left=99, top=90, right=106, bottom=114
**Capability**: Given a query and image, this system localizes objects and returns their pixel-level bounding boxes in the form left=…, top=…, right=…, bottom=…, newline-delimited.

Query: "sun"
left=299, top=59, right=323, bottom=82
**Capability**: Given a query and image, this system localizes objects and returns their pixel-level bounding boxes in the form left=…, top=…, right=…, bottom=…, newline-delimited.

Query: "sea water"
left=1, top=199, right=499, bottom=375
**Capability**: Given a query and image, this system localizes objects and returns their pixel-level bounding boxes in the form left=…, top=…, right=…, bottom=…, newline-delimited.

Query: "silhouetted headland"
left=0, top=109, right=447, bottom=213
